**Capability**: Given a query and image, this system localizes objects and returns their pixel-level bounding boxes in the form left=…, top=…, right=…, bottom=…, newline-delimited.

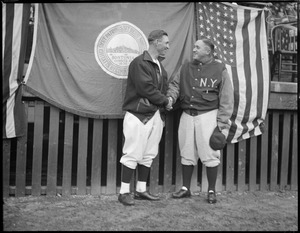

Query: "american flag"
left=2, top=3, right=31, bottom=138
left=197, top=2, right=270, bottom=143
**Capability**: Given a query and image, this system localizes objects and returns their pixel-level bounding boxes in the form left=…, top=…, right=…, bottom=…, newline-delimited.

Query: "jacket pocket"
left=201, top=92, right=218, bottom=102
left=136, top=98, right=157, bottom=113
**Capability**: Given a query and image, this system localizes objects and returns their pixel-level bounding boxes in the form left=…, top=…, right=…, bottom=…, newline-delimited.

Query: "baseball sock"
left=136, top=164, right=150, bottom=192
left=206, top=165, right=218, bottom=192
left=120, top=182, right=130, bottom=194
left=136, top=181, right=147, bottom=193
left=119, top=165, right=134, bottom=194
left=182, top=164, right=194, bottom=190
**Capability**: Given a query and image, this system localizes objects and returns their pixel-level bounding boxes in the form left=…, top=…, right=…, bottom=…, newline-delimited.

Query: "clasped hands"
left=166, top=96, right=173, bottom=111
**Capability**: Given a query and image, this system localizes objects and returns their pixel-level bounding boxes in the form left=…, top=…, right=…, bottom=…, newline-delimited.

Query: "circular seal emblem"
left=94, top=21, right=148, bottom=79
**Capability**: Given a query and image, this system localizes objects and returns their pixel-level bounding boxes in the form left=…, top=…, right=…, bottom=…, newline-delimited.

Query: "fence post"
left=91, top=119, right=103, bottom=196
left=3, top=140, right=11, bottom=197
left=237, top=140, right=246, bottom=191
left=279, top=112, right=291, bottom=189
left=260, top=113, right=269, bottom=191
left=31, top=101, right=44, bottom=196
left=290, top=113, right=298, bottom=190
left=46, top=106, right=60, bottom=196
left=163, top=113, right=174, bottom=193
left=225, top=143, right=235, bottom=191
left=15, top=102, right=28, bottom=197
left=62, top=112, right=74, bottom=196
left=249, top=136, right=258, bottom=191
left=106, top=119, right=118, bottom=194
left=270, top=112, right=279, bottom=191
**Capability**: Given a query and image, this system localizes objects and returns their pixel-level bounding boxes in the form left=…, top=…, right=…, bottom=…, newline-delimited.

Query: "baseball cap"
left=209, top=126, right=227, bottom=150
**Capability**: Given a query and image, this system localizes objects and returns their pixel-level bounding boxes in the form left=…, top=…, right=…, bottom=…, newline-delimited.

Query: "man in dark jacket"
left=118, top=30, right=172, bottom=206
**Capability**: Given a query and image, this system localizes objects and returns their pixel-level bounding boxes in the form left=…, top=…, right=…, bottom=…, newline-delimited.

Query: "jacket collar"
left=192, top=57, right=215, bottom=66
left=143, top=50, right=153, bottom=62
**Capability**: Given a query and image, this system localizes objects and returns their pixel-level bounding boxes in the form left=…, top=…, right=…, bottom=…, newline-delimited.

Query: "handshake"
left=166, top=96, right=173, bottom=111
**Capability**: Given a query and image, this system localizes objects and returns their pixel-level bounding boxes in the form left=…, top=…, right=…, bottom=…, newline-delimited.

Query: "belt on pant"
left=184, top=109, right=203, bottom=116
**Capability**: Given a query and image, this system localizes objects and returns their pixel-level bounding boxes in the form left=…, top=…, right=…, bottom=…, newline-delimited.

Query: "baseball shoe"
left=134, top=191, right=160, bottom=201
left=207, top=190, right=217, bottom=204
left=118, top=193, right=135, bottom=206
left=172, top=188, right=191, bottom=198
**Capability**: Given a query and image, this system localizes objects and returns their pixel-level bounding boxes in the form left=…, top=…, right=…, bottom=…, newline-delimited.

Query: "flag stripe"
left=229, top=7, right=247, bottom=142
left=255, top=11, right=263, bottom=118
left=239, top=9, right=252, bottom=139
left=245, top=10, right=259, bottom=140
left=24, top=3, right=39, bottom=83
left=3, top=4, right=14, bottom=104
left=5, top=92, right=16, bottom=138
left=227, top=68, right=239, bottom=142
left=260, top=10, right=270, bottom=127
left=247, top=10, right=263, bottom=139
left=9, top=4, right=22, bottom=95
left=3, top=4, right=16, bottom=138
left=238, top=9, right=255, bottom=141
left=2, top=3, right=30, bottom=138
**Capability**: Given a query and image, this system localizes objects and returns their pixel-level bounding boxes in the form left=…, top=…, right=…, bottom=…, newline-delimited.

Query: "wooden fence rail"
left=2, top=82, right=298, bottom=197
